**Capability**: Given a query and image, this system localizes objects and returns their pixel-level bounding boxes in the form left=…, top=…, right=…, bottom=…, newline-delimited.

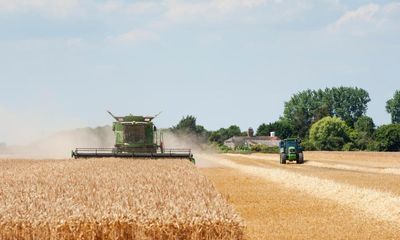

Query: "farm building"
left=224, top=128, right=281, bottom=149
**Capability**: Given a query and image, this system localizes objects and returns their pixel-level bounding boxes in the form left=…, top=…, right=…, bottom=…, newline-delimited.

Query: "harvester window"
left=124, top=125, right=146, bottom=143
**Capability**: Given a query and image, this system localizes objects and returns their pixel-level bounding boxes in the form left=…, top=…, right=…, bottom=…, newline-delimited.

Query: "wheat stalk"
left=0, top=158, right=243, bottom=239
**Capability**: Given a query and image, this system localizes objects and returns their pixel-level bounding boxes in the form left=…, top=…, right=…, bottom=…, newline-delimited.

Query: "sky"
left=0, top=0, right=399, bottom=144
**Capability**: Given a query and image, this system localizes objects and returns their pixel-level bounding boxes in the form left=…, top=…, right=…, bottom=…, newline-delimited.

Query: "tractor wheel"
left=297, top=153, right=304, bottom=164
left=280, top=154, right=287, bottom=164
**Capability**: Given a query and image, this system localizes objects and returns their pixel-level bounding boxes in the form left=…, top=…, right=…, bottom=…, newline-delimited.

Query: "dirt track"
left=199, top=152, right=400, bottom=239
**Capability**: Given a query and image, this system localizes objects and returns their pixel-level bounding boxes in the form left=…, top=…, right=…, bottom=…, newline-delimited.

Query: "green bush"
left=300, top=139, right=316, bottom=151
left=373, top=124, right=400, bottom=151
left=309, top=116, right=351, bottom=151
left=342, top=142, right=356, bottom=151
left=354, top=116, right=375, bottom=136
left=366, top=141, right=379, bottom=151
left=386, top=90, right=400, bottom=124
left=250, top=144, right=279, bottom=153
left=217, top=144, right=279, bottom=154
left=234, top=146, right=252, bottom=154
left=217, top=144, right=233, bottom=153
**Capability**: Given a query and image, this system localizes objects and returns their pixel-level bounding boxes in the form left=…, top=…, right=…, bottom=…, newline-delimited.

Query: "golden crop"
left=200, top=153, right=400, bottom=239
left=0, top=158, right=243, bottom=240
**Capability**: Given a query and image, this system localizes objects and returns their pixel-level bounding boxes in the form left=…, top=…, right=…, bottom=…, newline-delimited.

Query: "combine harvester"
left=72, top=111, right=195, bottom=163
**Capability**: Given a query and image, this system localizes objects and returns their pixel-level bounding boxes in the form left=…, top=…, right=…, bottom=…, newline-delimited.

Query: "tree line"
left=171, top=87, right=400, bottom=152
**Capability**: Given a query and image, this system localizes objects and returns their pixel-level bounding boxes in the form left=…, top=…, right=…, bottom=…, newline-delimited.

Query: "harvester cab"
left=279, top=138, right=304, bottom=164
left=71, top=111, right=195, bottom=163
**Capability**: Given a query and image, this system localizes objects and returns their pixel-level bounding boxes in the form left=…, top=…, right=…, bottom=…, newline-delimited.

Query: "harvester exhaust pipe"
left=107, top=110, right=119, bottom=121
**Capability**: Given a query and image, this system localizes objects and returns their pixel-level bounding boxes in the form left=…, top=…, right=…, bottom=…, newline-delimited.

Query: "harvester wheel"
left=280, top=154, right=287, bottom=164
left=297, top=153, right=304, bottom=164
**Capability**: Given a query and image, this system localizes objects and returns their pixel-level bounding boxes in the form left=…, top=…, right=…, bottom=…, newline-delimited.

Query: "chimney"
left=248, top=127, right=254, bottom=137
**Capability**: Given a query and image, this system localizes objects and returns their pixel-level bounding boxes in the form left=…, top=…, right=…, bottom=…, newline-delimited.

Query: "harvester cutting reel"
left=72, top=148, right=195, bottom=163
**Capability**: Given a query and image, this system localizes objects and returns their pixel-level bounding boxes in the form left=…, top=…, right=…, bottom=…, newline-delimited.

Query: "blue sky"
left=0, top=0, right=399, bottom=144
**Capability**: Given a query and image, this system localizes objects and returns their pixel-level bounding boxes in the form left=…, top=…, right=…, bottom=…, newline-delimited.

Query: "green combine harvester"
left=279, top=138, right=304, bottom=164
left=72, top=111, right=195, bottom=163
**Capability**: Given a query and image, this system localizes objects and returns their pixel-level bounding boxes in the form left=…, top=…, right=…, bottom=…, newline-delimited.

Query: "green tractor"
left=72, top=111, right=195, bottom=163
left=279, top=138, right=304, bottom=164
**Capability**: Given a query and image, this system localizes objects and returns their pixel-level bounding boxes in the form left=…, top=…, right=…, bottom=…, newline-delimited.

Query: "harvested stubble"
left=0, top=158, right=243, bottom=240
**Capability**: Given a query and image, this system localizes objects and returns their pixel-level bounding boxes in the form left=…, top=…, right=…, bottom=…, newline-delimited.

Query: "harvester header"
left=72, top=111, right=195, bottom=163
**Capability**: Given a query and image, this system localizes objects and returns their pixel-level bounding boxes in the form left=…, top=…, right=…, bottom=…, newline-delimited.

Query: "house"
left=224, top=128, right=281, bottom=149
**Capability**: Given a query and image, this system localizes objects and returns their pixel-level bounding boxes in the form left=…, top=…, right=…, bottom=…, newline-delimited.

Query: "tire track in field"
left=199, top=154, right=400, bottom=225
left=202, top=168, right=400, bottom=239
left=225, top=154, right=400, bottom=196
left=228, top=154, right=400, bottom=176
left=306, top=161, right=400, bottom=175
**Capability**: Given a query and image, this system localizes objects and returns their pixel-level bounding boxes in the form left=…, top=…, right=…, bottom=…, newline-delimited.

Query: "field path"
left=224, top=154, right=400, bottom=195
left=199, top=153, right=400, bottom=239
left=227, top=153, right=400, bottom=175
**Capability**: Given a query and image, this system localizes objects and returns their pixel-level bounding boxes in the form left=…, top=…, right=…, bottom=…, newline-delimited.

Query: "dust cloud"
left=0, top=127, right=219, bottom=165
left=161, top=131, right=220, bottom=168
left=0, top=126, right=114, bottom=159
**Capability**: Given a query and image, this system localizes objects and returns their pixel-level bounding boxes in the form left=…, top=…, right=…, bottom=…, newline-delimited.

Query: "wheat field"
left=198, top=152, right=400, bottom=239
left=0, top=158, right=243, bottom=240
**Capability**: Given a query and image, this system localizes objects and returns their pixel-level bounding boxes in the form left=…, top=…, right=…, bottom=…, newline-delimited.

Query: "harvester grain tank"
left=279, top=138, right=304, bottom=164
left=71, top=111, right=195, bottom=163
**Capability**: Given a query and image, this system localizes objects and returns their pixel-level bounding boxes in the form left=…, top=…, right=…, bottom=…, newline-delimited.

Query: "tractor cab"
left=279, top=138, right=304, bottom=164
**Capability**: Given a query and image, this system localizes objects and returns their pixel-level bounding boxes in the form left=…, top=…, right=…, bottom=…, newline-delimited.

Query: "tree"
left=373, top=124, right=400, bottom=151
left=256, top=120, right=293, bottom=139
left=256, top=123, right=270, bottom=136
left=209, top=125, right=242, bottom=145
left=354, top=116, right=375, bottom=136
left=326, top=87, right=370, bottom=127
left=172, top=115, right=196, bottom=132
left=283, top=89, right=329, bottom=138
left=350, top=116, right=375, bottom=150
left=171, top=115, right=208, bottom=136
left=226, top=125, right=242, bottom=137
left=208, top=131, right=223, bottom=145
left=283, top=87, right=370, bottom=138
left=309, top=116, right=351, bottom=151
left=386, top=90, right=400, bottom=123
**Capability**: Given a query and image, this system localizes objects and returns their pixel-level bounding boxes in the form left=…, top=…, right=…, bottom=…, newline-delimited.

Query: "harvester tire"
left=280, top=154, right=287, bottom=164
left=297, top=153, right=304, bottom=164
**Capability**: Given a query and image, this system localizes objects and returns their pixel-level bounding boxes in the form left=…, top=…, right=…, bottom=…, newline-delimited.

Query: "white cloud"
left=105, top=0, right=270, bottom=45
left=97, top=1, right=161, bottom=15
left=0, top=0, right=344, bottom=26
left=0, top=0, right=161, bottom=17
left=0, top=0, right=79, bottom=17
left=106, top=29, right=158, bottom=44
left=328, top=4, right=380, bottom=32
left=327, top=2, right=400, bottom=35
left=160, top=0, right=348, bottom=28
left=164, top=0, right=267, bottom=22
